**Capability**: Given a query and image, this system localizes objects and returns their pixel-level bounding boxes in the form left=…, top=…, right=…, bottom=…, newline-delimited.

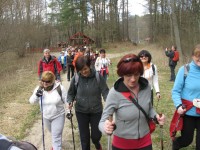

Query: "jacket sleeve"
left=172, top=66, right=185, bottom=108
left=149, top=102, right=157, bottom=119
left=29, top=86, right=40, bottom=104
left=54, top=59, right=62, bottom=80
left=38, top=60, right=43, bottom=80
left=95, top=57, right=100, bottom=71
left=67, top=76, right=76, bottom=103
left=99, top=75, right=109, bottom=101
left=60, top=84, right=67, bottom=103
left=165, top=50, right=174, bottom=58
left=152, top=64, right=160, bottom=93
left=99, top=88, right=118, bottom=134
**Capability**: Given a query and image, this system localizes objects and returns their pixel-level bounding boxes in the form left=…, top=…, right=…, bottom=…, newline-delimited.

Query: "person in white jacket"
left=29, top=71, right=67, bottom=150
left=138, top=50, right=161, bottom=105
left=95, top=49, right=110, bottom=81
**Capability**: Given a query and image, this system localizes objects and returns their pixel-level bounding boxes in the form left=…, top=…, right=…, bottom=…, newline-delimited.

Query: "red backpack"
left=173, top=51, right=179, bottom=62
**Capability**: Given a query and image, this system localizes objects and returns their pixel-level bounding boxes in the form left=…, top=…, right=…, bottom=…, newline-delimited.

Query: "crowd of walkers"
left=27, top=44, right=200, bottom=150
left=1, top=43, right=200, bottom=150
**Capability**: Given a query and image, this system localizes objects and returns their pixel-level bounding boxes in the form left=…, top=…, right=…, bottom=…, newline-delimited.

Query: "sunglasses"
left=139, top=54, right=148, bottom=58
left=123, top=57, right=140, bottom=63
left=42, top=80, right=51, bottom=83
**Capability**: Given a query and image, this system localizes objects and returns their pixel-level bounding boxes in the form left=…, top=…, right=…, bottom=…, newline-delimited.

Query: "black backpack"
left=0, top=134, right=37, bottom=150
left=152, top=64, right=155, bottom=75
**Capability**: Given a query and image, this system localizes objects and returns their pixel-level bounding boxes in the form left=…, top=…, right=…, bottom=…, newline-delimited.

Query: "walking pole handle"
left=159, top=113, right=164, bottom=150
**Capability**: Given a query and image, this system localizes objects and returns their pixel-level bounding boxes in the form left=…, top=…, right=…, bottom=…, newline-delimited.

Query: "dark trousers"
left=76, top=111, right=102, bottom=150
left=112, top=144, right=152, bottom=150
left=61, top=64, right=65, bottom=73
left=67, top=65, right=74, bottom=80
left=170, top=65, right=176, bottom=81
left=173, top=115, right=200, bottom=150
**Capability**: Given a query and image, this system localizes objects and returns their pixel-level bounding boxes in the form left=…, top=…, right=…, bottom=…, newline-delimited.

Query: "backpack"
left=184, top=64, right=190, bottom=80
left=152, top=64, right=155, bottom=75
left=172, top=51, right=179, bottom=62
left=56, top=84, right=64, bottom=103
left=0, top=134, right=37, bottom=150
left=74, top=71, right=100, bottom=89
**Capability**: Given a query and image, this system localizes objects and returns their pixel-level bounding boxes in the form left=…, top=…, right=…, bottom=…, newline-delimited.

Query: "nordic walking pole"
left=159, top=114, right=164, bottom=150
left=70, top=110, right=75, bottom=150
left=107, top=115, right=113, bottom=150
left=156, top=97, right=163, bottom=150
left=66, top=104, right=75, bottom=150
left=40, top=96, right=46, bottom=150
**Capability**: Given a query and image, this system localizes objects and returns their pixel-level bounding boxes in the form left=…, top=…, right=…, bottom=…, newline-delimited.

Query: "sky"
left=128, top=0, right=148, bottom=16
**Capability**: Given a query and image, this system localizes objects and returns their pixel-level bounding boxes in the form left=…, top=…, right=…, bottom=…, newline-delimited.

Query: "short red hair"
left=117, top=54, right=144, bottom=77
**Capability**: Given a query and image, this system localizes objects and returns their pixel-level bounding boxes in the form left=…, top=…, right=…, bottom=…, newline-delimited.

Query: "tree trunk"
left=170, top=0, right=182, bottom=62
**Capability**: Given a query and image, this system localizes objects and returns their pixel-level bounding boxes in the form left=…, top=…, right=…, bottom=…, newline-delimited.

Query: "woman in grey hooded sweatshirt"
left=99, top=54, right=165, bottom=150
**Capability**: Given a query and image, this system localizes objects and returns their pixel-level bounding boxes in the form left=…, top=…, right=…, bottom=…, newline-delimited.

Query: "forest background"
left=0, top=0, right=200, bottom=58
left=0, top=0, right=199, bottom=149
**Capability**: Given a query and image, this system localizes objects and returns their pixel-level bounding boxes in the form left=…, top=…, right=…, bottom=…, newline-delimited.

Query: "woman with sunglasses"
left=29, top=71, right=67, bottom=150
left=138, top=50, right=161, bottom=105
left=99, top=54, right=165, bottom=150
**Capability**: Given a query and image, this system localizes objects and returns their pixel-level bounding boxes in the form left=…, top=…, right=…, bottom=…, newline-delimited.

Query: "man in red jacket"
left=38, top=49, right=62, bottom=82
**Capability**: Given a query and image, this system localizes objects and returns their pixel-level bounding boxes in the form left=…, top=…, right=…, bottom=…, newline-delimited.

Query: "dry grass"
left=0, top=52, right=42, bottom=138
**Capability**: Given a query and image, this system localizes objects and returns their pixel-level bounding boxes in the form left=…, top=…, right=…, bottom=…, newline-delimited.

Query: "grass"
left=0, top=51, right=42, bottom=139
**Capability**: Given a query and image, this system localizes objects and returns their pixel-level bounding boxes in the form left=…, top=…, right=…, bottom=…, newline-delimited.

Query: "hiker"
left=67, top=55, right=109, bottom=150
left=99, top=54, right=165, bottom=150
left=165, top=45, right=179, bottom=81
left=171, top=44, right=200, bottom=150
left=95, top=49, right=111, bottom=81
left=138, top=50, right=161, bottom=105
left=29, top=71, right=67, bottom=150
left=66, top=49, right=75, bottom=81
left=58, top=51, right=67, bottom=73
left=90, top=48, right=98, bottom=70
left=38, top=49, right=62, bottom=82
left=72, top=47, right=86, bottom=68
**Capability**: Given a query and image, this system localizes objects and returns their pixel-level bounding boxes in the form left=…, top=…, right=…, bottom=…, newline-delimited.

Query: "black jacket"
left=165, top=50, right=177, bottom=67
left=67, top=69, right=109, bottom=113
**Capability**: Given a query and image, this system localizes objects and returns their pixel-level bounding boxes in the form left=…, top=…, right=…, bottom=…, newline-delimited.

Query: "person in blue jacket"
left=58, top=51, right=67, bottom=73
left=171, top=44, right=200, bottom=150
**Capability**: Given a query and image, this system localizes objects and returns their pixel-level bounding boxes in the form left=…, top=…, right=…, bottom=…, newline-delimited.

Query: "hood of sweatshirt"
left=113, top=76, right=149, bottom=93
